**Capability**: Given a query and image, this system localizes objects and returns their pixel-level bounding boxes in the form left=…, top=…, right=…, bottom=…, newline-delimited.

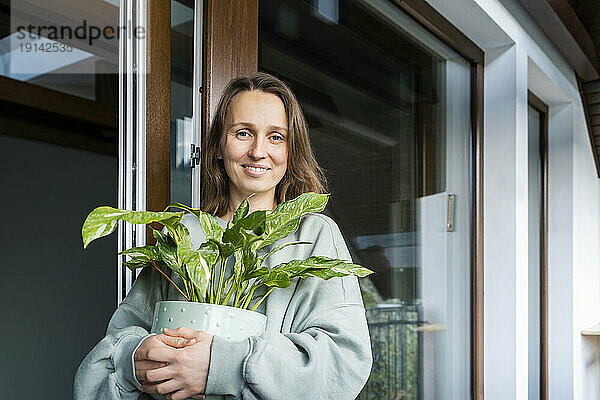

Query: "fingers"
left=135, top=338, right=178, bottom=362
left=134, top=360, right=167, bottom=371
left=135, top=365, right=172, bottom=384
left=141, top=379, right=181, bottom=396
left=158, top=334, right=196, bottom=348
left=143, top=346, right=178, bottom=363
left=163, top=327, right=201, bottom=340
left=134, top=334, right=191, bottom=364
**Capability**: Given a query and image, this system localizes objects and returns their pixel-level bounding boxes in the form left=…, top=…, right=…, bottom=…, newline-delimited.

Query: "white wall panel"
left=424, top=0, right=600, bottom=398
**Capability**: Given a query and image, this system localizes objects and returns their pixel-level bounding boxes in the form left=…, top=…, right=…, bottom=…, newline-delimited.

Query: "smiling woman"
left=74, top=72, right=373, bottom=400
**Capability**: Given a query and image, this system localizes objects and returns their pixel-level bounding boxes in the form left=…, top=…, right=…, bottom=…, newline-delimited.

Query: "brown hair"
left=201, top=72, right=327, bottom=217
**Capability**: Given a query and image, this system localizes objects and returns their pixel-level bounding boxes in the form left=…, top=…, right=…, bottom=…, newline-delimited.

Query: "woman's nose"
left=248, top=136, right=267, bottom=159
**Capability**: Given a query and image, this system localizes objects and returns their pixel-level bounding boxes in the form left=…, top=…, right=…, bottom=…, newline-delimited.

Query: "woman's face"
left=219, top=90, right=289, bottom=204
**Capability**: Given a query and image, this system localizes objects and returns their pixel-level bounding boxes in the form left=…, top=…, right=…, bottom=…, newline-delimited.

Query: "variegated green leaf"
left=243, top=248, right=258, bottom=271
left=259, top=241, right=312, bottom=265
left=223, top=210, right=266, bottom=251
left=82, top=206, right=183, bottom=248
left=153, top=229, right=182, bottom=275
left=257, top=193, right=329, bottom=249
left=237, top=210, right=266, bottom=235
left=247, top=266, right=269, bottom=279
left=165, top=202, right=224, bottom=241
left=237, top=248, right=260, bottom=282
left=208, top=238, right=235, bottom=259
left=177, top=240, right=211, bottom=294
left=197, top=241, right=219, bottom=265
left=296, top=265, right=373, bottom=280
left=256, top=269, right=292, bottom=288
left=232, top=249, right=244, bottom=282
left=123, top=256, right=153, bottom=271
left=222, top=228, right=245, bottom=249
left=119, top=245, right=160, bottom=260
left=271, top=256, right=373, bottom=279
left=232, top=196, right=251, bottom=225
left=162, top=217, right=191, bottom=244
left=200, top=214, right=224, bottom=241
left=120, top=246, right=162, bottom=271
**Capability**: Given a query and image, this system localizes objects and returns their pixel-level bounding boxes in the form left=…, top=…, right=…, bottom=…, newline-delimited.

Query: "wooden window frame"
left=527, top=90, right=549, bottom=400
left=148, top=0, right=485, bottom=398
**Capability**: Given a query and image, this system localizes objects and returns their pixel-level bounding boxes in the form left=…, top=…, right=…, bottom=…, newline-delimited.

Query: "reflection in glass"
left=0, top=0, right=118, bottom=154
left=259, top=0, right=472, bottom=398
left=1, top=0, right=119, bottom=102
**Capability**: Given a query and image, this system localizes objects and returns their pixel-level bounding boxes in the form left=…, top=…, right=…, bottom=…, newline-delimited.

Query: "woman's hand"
left=135, top=327, right=214, bottom=400
left=134, top=334, right=195, bottom=388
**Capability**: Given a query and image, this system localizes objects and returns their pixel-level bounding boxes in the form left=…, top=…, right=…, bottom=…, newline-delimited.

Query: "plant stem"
left=223, top=274, right=235, bottom=293
left=195, top=286, right=205, bottom=303
left=233, top=279, right=245, bottom=308
left=209, top=257, right=219, bottom=303
left=233, top=288, right=240, bottom=308
left=182, top=269, right=192, bottom=301
left=215, top=255, right=226, bottom=304
left=221, top=279, right=236, bottom=305
left=210, top=259, right=217, bottom=303
left=242, top=284, right=258, bottom=309
left=182, top=279, right=190, bottom=300
left=183, top=279, right=191, bottom=298
left=147, top=258, right=189, bottom=301
left=220, top=273, right=236, bottom=305
left=236, top=283, right=252, bottom=308
left=250, top=287, right=274, bottom=311
left=189, top=281, right=197, bottom=302
left=183, top=268, right=198, bottom=302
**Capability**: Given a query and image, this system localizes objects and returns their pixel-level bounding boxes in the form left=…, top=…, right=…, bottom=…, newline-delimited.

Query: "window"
left=259, top=0, right=473, bottom=397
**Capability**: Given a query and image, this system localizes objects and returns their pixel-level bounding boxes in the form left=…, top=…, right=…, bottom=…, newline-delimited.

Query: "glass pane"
left=1, top=1, right=119, bottom=398
left=170, top=0, right=195, bottom=204
left=528, top=105, right=541, bottom=400
left=2, top=0, right=120, bottom=101
left=259, top=0, right=472, bottom=398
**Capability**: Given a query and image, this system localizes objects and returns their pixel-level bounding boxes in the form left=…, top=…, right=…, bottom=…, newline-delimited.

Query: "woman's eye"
left=270, top=134, right=284, bottom=142
left=236, top=131, right=251, bottom=138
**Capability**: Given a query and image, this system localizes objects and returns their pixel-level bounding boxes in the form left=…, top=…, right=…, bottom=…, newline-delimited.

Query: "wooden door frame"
left=528, top=90, right=549, bottom=400
left=201, top=0, right=259, bottom=134
left=197, top=0, right=484, bottom=398
left=146, top=0, right=171, bottom=228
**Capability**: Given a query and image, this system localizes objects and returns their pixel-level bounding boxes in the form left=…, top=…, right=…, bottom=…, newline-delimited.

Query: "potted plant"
left=82, top=192, right=373, bottom=399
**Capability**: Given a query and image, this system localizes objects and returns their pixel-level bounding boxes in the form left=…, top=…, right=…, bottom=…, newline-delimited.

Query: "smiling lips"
left=242, top=164, right=271, bottom=177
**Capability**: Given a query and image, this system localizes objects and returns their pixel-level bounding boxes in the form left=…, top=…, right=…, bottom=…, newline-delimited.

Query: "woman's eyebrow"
left=229, top=122, right=287, bottom=134
left=267, top=125, right=288, bottom=133
left=229, top=122, right=256, bottom=129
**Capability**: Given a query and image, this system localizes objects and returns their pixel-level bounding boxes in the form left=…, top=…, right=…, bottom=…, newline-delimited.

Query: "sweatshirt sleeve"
left=204, top=214, right=373, bottom=400
left=74, top=267, right=163, bottom=400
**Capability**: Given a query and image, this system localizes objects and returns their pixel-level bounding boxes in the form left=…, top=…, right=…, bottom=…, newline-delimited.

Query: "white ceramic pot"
left=150, top=301, right=267, bottom=400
